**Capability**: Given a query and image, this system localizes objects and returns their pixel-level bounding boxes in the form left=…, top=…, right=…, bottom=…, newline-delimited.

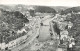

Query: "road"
left=11, top=30, right=32, bottom=51
left=11, top=17, right=41, bottom=51
left=56, top=48, right=63, bottom=51
left=11, top=28, right=40, bottom=51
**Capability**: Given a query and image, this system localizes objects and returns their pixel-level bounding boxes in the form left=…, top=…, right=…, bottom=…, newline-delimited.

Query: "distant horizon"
left=0, top=4, right=79, bottom=8
left=0, top=0, right=80, bottom=7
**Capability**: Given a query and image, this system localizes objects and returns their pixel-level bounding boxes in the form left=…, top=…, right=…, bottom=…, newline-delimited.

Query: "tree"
left=0, top=9, right=29, bottom=43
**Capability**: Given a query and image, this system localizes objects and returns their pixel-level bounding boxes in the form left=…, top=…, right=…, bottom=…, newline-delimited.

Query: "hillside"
left=51, top=6, right=69, bottom=13
left=0, top=9, right=29, bottom=43
left=61, top=6, right=80, bottom=14
left=33, top=6, right=56, bottom=13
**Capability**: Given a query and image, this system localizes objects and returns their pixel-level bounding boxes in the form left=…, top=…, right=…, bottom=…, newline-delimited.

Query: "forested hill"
left=62, top=7, right=80, bottom=49
left=61, top=6, right=80, bottom=14
left=0, top=9, right=29, bottom=29
left=0, top=9, right=29, bottom=42
left=51, top=6, right=69, bottom=13
left=34, top=6, right=56, bottom=13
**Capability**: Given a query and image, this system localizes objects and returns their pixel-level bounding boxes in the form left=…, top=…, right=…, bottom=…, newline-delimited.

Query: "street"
left=11, top=17, right=41, bottom=51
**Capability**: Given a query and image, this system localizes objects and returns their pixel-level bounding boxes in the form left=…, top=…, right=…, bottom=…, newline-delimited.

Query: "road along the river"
left=11, top=17, right=41, bottom=51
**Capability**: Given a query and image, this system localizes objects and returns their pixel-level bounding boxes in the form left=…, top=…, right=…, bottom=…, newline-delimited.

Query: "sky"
left=0, top=0, right=80, bottom=7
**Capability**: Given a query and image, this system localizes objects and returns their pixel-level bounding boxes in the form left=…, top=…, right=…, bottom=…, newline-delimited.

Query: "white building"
left=60, top=30, right=68, bottom=40
left=68, top=21, right=73, bottom=29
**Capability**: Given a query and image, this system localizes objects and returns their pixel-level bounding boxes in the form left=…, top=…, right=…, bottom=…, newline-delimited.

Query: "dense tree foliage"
left=61, top=7, right=80, bottom=15
left=66, top=13, right=80, bottom=51
left=0, top=9, right=29, bottom=43
left=60, top=7, right=80, bottom=50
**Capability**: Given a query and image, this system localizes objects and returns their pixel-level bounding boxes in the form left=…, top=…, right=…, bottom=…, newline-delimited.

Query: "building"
left=0, top=33, right=28, bottom=50
left=68, top=21, right=73, bottom=29
left=60, top=30, right=68, bottom=40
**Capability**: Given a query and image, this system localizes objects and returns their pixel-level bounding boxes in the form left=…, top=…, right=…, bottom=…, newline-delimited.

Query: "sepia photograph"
left=0, top=0, right=80, bottom=51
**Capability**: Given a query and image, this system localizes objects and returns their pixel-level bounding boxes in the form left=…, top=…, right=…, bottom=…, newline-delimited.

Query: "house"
left=17, top=28, right=27, bottom=34
left=68, top=21, right=73, bottom=29
left=1, top=43, right=6, bottom=50
left=60, top=30, right=68, bottom=40
left=5, top=33, right=28, bottom=50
